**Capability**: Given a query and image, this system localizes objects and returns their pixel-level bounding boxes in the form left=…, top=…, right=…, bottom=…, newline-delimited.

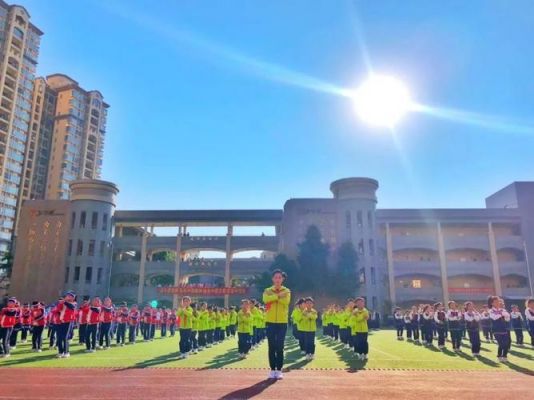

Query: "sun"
left=352, top=75, right=413, bottom=128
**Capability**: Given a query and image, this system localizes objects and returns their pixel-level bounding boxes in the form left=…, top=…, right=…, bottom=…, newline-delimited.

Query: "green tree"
left=334, top=241, right=360, bottom=297
left=297, top=225, right=329, bottom=295
left=0, top=251, right=13, bottom=289
left=253, top=253, right=300, bottom=292
left=152, top=251, right=176, bottom=262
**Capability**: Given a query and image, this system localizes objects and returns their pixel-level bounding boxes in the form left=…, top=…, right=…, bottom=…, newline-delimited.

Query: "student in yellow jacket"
left=177, top=297, right=193, bottom=359
left=340, top=299, right=355, bottom=349
left=207, top=306, right=216, bottom=347
left=229, top=306, right=238, bottom=337
left=300, top=297, right=318, bottom=360
left=351, top=297, right=370, bottom=360
left=262, top=269, right=291, bottom=380
left=237, top=299, right=253, bottom=358
left=250, top=301, right=261, bottom=348
left=197, top=302, right=209, bottom=350
left=214, top=308, right=223, bottom=343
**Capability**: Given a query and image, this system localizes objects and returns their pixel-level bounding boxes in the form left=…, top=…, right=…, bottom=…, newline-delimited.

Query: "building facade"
left=9, top=177, right=534, bottom=311
left=0, top=1, right=42, bottom=255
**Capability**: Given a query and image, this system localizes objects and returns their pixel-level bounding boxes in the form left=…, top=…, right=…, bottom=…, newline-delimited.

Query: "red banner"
left=448, top=287, right=493, bottom=294
left=157, top=287, right=249, bottom=296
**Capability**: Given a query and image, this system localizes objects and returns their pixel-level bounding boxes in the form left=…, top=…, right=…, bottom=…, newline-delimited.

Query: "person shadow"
left=200, top=349, right=243, bottom=369
left=114, top=351, right=181, bottom=370
left=218, top=379, right=277, bottom=400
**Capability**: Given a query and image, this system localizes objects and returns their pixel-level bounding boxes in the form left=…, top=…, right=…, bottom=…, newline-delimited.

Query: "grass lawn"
left=0, top=330, right=532, bottom=373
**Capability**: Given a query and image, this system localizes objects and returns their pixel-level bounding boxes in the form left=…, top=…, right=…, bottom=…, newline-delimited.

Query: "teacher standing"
left=263, top=269, right=291, bottom=380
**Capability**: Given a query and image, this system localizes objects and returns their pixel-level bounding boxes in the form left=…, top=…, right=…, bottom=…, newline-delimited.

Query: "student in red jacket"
left=78, top=298, right=90, bottom=345
left=85, top=297, right=101, bottom=353
left=9, top=300, right=21, bottom=349
left=150, top=307, right=158, bottom=341
left=128, top=304, right=140, bottom=344
left=116, top=302, right=129, bottom=346
left=55, top=291, right=77, bottom=358
left=169, top=309, right=177, bottom=337
left=19, top=303, right=32, bottom=344
left=99, top=297, right=114, bottom=349
left=141, top=305, right=151, bottom=341
left=31, top=301, right=46, bottom=352
left=0, top=297, right=18, bottom=358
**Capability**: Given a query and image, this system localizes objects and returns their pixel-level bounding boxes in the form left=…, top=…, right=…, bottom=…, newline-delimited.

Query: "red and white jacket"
left=31, top=305, right=46, bottom=327
left=55, top=301, right=77, bottom=323
left=0, top=307, right=18, bottom=328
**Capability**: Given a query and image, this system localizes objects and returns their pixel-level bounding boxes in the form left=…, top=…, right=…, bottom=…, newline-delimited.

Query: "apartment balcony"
left=395, top=287, right=443, bottom=302
left=499, top=261, right=529, bottom=278
left=495, top=235, right=524, bottom=251
left=391, top=235, right=438, bottom=251
left=443, top=235, right=490, bottom=251
left=392, top=261, right=441, bottom=277
left=446, top=261, right=493, bottom=278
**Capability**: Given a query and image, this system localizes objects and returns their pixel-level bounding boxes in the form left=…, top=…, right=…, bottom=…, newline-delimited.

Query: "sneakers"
left=63, top=353, right=70, bottom=358
left=268, top=370, right=277, bottom=379
left=275, top=371, right=284, bottom=380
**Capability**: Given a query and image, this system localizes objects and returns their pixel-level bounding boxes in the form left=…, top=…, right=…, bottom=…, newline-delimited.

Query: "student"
left=9, top=300, right=21, bottom=349
left=0, top=297, right=18, bottom=358
left=263, top=269, right=291, bottom=380
left=99, top=297, right=114, bottom=349
left=149, top=306, right=158, bottom=341
left=464, top=302, right=481, bottom=356
left=196, top=303, right=208, bottom=350
left=524, top=298, right=534, bottom=347
left=250, top=301, right=261, bottom=348
left=141, top=305, right=151, bottom=341
left=489, top=295, right=511, bottom=362
left=421, top=304, right=434, bottom=346
left=78, top=298, right=90, bottom=345
left=177, top=296, right=193, bottom=359
left=30, top=301, right=45, bottom=352
left=300, top=297, right=318, bottom=360
left=332, top=306, right=340, bottom=341
left=229, top=306, right=238, bottom=337
left=48, top=299, right=61, bottom=349
left=480, top=306, right=492, bottom=343
left=128, top=304, right=140, bottom=344
left=433, top=303, right=447, bottom=349
left=169, top=308, right=177, bottom=337
left=410, top=305, right=420, bottom=344
left=85, top=297, right=101, bottom=353
left=116, top=302, right=128, bottom=346
left=447, top=301, right=462, bottom=352
left=55, top=291, right=77, bottom=358
left=237, top=299, right=253, bottom=358
left=351, top=297, right=369, bottom=360
left=290, top=299, right=303, bottom=342
left=510, top=304, right=524, bottom=346
left=394, top=307, right=404, bottom=340
left=339, top=299, right=353, bottom=349
left=191, top=303, right=199, bottom=354
left=206, top=306, right=215, bottom=347
left=403, top=311, right=412, bottom=341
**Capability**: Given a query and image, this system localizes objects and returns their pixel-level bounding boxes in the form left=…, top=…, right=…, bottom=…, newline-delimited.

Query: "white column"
left=117, top=225, right=123, bottom=237
left=137, top=229, right=148, bottom=304
left=488, top=222, right=503, bottom=296
left=437, top=222, right=450, bottom=303
left=173, top=231, right=182, bottom=308
left=385, top=223, right=396, bottom=304
left=224, top=225, right=233, bottom=307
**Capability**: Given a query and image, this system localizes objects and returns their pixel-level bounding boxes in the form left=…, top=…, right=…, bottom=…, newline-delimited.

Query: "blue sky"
left=20, top=0, right=534, bottom=210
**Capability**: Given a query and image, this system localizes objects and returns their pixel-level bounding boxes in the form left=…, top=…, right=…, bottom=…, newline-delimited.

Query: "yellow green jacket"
left=291, top=308, right=302, bottom=328
left=229, top=310, right=238, bottom=325
left=237, top=310, right=253, bottom=334
left=300, top=309, right=318, bottom=332
left=177, top=306, right=193, bottom=329
left=208, top=312, right=216, bottom=330
left=338, top=309, right=351, bottom=329
left=350, top=308, right=369, bottom=334
left=263, top=285, right=291, bottom=323
left=192, top=313, right=199, bottom=331
left=214, top=311, right=222, bottom=329
left=198, top=310, right=209, bottom=331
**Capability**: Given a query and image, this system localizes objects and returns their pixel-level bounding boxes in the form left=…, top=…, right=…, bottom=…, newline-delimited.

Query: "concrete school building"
left=8, top=177, right=534, bottom=312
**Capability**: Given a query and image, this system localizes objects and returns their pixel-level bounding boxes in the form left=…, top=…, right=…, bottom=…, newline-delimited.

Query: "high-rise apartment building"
left=0, top=1, right=42, bottom=255
left=22, top=74, right=108, bottom=202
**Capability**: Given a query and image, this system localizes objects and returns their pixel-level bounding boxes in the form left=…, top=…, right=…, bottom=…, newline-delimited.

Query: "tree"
left=152, top=251, right=176, bottom=262
left=297, top=225, right=329, bottom=295
left=0, top=251, right=13, bottom=290
left=334, top=242, right=360, bottom=297
left=253, top=253, right=300, bottom=293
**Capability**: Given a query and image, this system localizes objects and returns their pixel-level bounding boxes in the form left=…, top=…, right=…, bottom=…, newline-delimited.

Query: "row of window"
left=65, top=266, right=104, bottom=285
left=346, top=210, right=374, bottom=230
left=359, top=266, right=377, bottom=285
left=71, top=210, right=109, bottom=231
left=68, top=239, right=107, bottom=257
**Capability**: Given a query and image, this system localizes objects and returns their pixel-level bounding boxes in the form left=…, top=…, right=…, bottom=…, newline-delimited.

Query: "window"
left=76, top=239, right=83, bottom=256
left=67, top=240, right=72, bottom=256
left=79, top=211, right=86, bottom=228
left=357, top=211, right=363, bottom=227
left=102, top=213, right=108, bottom=231
left=367, top=211, right=373, bottom=229
left=369, top=239, right=375, bottom=256
left=64, top=267, right=70, bottom=284
left=359, top=268, right=366, bottom=284
left=85, top=267, right=93, bottom=283
left=97, top=267, right=103, bottom=284
left=412, top=279, right=422, bottom=289
left=99, top=240, right=105, bottom=256
left=71, top=212, right=75, bottom=229
left=345, top=211, right=351, bottom=229
left=372, top=296, right=377, bottom=310
left=371, top=267, right=376, bottom=285
left=88, top=240, right=95, bottom=256
left=358, top=239, right=364, bottom=255
left=91, top=211, right=98, bottom=229
left=74, top=266, right=80, bottom=282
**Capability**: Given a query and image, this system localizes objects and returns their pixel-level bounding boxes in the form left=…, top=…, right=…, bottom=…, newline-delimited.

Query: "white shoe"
left=276, top=371, right=284, bottom=380
left=55, top=353, right=63, bottom=358
left=268, top=370, right=277, bottom=379
left=37, top=349, right=42, bottom=353
left=11, top=346, right=16, bottom=350
left=362, top=354, right=368, bottom=360
left=310, top=354, right=315, bottom=360
left=63, top=353, right=70, bottom=358
left=305, top=354, right=311, bottom=360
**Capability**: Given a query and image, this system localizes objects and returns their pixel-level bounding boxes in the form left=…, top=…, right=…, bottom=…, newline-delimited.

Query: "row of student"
left=291, top=297, right=370, bottom=361
left=393, top=297, right=534, bottom=362
left=393, top=298, right=534, bottom=349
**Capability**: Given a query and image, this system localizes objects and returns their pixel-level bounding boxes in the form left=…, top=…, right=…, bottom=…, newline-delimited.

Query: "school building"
left=8, top=177, right=534, bottom=312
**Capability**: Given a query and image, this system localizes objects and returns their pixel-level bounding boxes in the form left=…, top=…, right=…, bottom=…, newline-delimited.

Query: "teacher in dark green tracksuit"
left=263, top=269, right=291, bottom=380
